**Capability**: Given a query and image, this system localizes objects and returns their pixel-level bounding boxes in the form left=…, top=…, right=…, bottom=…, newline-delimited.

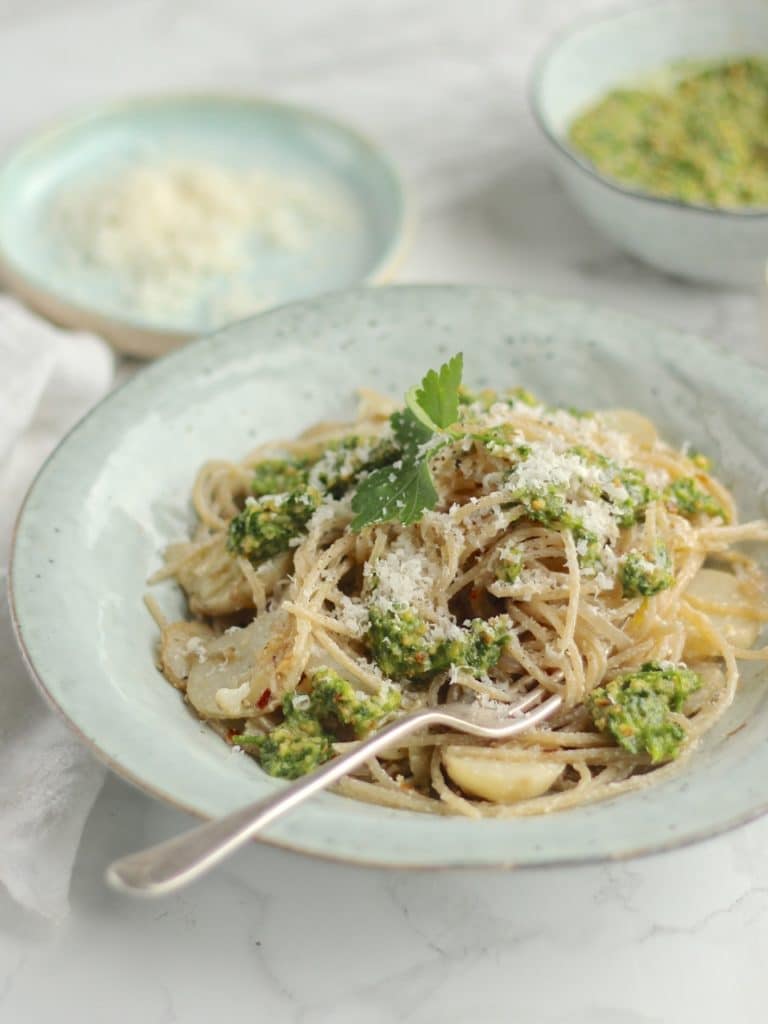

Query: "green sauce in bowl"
left=568, top=57, right=768, bottom=209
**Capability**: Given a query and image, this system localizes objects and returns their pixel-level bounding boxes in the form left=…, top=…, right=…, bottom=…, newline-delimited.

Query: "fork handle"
left=106, top=707, right=440, bottom=896
left=105, top=694, right=559, bottom=896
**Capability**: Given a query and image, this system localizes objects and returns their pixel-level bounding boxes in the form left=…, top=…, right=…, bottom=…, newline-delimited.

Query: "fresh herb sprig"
left=404, top=352, right=463, bottom=434
left=350, top=353, right=463, bottom=530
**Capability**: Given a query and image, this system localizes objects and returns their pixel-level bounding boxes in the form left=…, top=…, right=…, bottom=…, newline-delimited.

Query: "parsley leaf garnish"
left=350, top=455, right=437, bottom=528
left=405, top=353, right=463, bottom=432
left=390, top=407, right=433, bottom=449
left=350, top=354, right=463, bottom=530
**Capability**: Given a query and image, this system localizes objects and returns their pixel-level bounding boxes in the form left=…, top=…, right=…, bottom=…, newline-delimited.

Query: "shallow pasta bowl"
left=9, top=285, right=768, bottom=868
left=531, top=0, right=768, bottom=285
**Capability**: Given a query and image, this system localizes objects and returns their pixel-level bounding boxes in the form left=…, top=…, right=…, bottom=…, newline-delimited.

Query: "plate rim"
left=10, top=283, right=768, bottom=870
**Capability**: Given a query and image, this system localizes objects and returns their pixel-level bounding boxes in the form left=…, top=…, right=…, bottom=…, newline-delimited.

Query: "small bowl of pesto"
left=531, top=0, right=768, bottom=285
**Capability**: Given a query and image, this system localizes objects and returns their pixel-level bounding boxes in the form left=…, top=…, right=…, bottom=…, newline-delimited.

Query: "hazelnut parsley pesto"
left=569, top=57, right=768, bottom=208
left=147, top=354, right=768, bottom=816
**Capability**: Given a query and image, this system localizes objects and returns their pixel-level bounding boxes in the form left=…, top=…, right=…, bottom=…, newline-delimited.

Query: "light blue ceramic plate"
left=0, top=95, right=406, bottom=356
left=9, top=286, right=768, bottom=868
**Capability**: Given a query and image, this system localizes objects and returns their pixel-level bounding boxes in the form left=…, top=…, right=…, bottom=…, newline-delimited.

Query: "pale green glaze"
left=10, top=286, right=768, bottom=868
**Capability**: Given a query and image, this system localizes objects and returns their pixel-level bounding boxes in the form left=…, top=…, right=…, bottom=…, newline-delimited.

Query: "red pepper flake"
left=470, top=588, right=479, bottom=601
left=257, top=688, right=272, bottom=709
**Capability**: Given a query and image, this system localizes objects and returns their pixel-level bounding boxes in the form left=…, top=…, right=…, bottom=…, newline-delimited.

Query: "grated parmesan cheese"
left=577, top=499, right=619, bottom=548
left=50, top=157, right=354, bottom=326
left=335, top=595, right=369, bottom=636
left=364, top=531, right=464, bottom=641
left=365, top=534, right=437, bottom=610
left=504, top=442, right=602, bottom=494
left=497, top=566, right=556, bottom=599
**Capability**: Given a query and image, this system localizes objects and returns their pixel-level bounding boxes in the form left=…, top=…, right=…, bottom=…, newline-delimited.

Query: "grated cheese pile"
left=51, top=157, right=352, bottom=325
left=364, top=534, right=437, bottom=611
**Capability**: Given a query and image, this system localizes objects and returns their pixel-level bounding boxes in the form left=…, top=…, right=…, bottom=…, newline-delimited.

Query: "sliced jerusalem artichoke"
left=684, top=568, right=761, bottom=659
left=172, top=535, right=253, bottom=617
left=252, top=608, right=298, bottom=709
left=171, top=535, right=292, bottom=617
left=442, top=748, right=564, bottom=803
left=186, top=609, right=293, bottom=719
left=159, top=620, right=216, bottom=691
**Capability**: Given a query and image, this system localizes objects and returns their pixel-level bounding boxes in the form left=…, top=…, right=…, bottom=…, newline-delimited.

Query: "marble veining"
left=2, top=1, right=768, bottom=1022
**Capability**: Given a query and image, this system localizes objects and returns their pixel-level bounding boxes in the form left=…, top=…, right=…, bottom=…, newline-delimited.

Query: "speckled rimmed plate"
left=9, top=286, right=768, bottom=869
left=0, top=95, right=407, bottom=357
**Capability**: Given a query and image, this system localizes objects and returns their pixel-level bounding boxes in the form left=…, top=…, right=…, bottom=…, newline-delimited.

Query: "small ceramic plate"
left=10, top=286, right=768, bottom=869
left=0, top=95, right=406, bottom=357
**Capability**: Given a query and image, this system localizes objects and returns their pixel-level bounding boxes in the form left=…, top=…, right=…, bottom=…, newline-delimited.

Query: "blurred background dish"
left=0, top=95, right=407, bottom=358
left=531, top=0, right=768, bottom=286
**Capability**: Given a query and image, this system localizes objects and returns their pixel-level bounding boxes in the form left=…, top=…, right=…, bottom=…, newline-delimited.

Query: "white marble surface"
left=2, top=1, right=768, bottom=1021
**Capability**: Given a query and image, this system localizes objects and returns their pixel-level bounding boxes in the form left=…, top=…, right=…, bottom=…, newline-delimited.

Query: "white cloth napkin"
left=0, top=298, right=114, bottom=919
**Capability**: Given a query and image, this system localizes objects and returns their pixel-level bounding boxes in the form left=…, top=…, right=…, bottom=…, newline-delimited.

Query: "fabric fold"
left=0, top=298, right=114, bottom=918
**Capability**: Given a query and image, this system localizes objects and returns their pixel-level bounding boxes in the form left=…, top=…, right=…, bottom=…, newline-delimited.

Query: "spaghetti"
left=149, top=355, right=768, bottom=816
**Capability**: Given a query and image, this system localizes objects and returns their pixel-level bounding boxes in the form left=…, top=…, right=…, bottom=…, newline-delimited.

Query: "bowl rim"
left=9, top=282, right=768, bottom=871
left=528, top=0, right=768, bottom=220
left=0, top=91, right=410, bottom=343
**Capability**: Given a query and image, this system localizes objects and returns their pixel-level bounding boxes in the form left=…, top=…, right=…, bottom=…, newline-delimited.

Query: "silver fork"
left=106, top=687, right=562, bottom=896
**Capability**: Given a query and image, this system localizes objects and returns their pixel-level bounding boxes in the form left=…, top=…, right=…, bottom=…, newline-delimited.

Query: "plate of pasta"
left=10, top=286, right=768, bottom=867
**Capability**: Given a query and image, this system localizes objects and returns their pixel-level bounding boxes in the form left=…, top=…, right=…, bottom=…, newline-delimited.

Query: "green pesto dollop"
left=235, top=704, right=333, bottom=779
left=308, top=667, right=401, bottom=736
left=366, top=605, right=509, bottom=682
left=508, top=483, right=603, bottom=571
left=235, top=669, right=401, bottom=779
left=227, top=488, right=319, bottom=564
left=562, top=447, right=656, bottom=527
left=505, top=447, right=655, bottom=573
left=665, top=477, right=726, bottom=521
left=250, top=458, right=310, bottom=497
left=612, top=466, right=657, bottom=528
left=587, top=661, right=701, bottom=763
left=568, top=58, right=768, bottom=208
left=620, top=543, right=674, bottom=597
